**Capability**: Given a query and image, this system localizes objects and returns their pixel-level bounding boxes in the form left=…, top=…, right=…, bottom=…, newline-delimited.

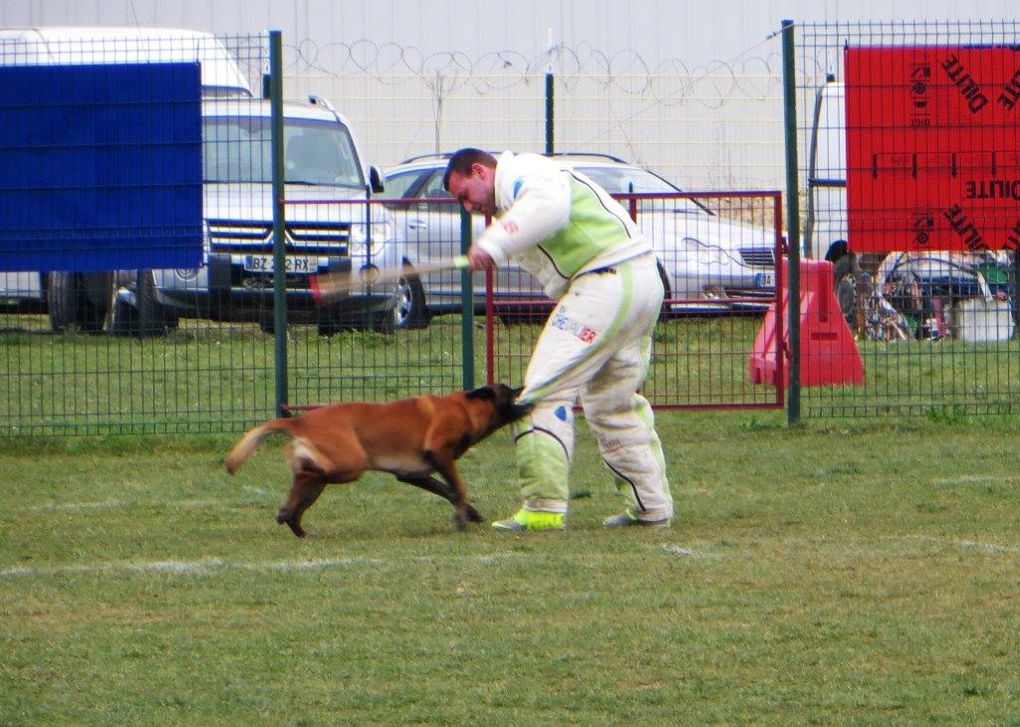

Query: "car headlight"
left=349, top=221, right=394, bottom=255
left=682, top=237, right=730, bottom=266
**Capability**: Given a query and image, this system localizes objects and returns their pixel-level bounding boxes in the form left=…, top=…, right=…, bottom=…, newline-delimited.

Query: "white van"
left=0, top=26, right=253, bottom=94
left=803, top=76, right=871, bottom=324
left=0, top=27, right=418, bottom=334
left=804, top=76, right=1015, bottom=341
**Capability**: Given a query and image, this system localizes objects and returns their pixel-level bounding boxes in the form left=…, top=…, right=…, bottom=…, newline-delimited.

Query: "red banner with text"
left=845, top=46, right=1020, bottom=252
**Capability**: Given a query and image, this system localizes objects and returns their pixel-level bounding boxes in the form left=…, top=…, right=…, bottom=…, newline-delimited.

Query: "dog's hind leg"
left=396, top=475, right=484, bottom=523
left=276, top=472, right=328, bottom=538
left=422, top=452, right=474, bottom=530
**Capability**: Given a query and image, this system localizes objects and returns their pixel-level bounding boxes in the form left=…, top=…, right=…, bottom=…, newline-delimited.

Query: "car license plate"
left=243, top=255, right=317, bottom=274
left=755, top=271, right=776, bottom=287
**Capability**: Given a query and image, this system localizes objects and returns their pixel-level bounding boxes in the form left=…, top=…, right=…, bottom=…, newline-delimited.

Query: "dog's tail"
left=225, top=420, right=291, bottom=474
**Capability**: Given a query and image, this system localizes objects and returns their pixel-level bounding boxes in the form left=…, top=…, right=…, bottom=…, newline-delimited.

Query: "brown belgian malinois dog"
left=225, top=384, right=530, bottom=537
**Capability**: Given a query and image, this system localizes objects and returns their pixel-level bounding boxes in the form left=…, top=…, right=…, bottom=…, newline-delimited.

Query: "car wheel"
left=48, top=272, right=110, bottom=333
left=392, top=266, right=430, bottom=330
left=110, top=271, right=179, bottom=337
left=832, top=254, right=857, bottom=329
left=656, top=260, right=672, bottom=320
left=368, top=306, right=397, bottom=334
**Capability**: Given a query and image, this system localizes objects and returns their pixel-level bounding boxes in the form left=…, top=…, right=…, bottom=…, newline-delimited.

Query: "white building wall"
left=3, top=1, right=1014, bottom=67
left=2, top=1, right=1015, bottom=189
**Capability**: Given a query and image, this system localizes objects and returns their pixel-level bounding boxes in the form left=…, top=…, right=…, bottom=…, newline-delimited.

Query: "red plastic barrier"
left=749, top=259, right=864, bottom=388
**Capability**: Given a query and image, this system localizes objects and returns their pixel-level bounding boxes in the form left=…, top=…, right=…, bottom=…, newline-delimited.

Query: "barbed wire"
left=283, top=38, right=787, bottom=107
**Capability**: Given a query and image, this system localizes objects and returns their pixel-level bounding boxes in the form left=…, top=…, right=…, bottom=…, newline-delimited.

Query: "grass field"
left=6, top=310, right=1020, bottom=438
left=2, top=411, right=1018, bottom=724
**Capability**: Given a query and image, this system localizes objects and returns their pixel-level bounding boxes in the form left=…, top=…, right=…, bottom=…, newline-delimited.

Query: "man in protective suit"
left=443, top=148, right=673, bottom=531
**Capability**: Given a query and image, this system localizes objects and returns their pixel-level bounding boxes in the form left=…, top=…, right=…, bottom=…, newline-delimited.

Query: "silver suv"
left=0, top=27, right=417, bottom=335
left=142, top=96, right=416, bottom=335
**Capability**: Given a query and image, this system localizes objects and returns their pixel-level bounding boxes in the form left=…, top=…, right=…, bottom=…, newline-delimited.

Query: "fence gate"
left=484, top=190, right=785, bottom=411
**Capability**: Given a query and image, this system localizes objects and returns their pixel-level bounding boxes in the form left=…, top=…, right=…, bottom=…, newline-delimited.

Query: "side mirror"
left=369, top=166, right=385, bottom=195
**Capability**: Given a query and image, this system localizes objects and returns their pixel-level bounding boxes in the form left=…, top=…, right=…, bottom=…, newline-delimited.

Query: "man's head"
left=443, top=148, right=498, bottom=217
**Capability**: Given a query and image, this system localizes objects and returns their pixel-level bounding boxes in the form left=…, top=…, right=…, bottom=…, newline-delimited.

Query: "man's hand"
left=466, top=246, right=495, bottom=271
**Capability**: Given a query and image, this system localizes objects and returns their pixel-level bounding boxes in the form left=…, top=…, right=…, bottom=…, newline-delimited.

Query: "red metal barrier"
left=749, top=259, right=864, bottom=388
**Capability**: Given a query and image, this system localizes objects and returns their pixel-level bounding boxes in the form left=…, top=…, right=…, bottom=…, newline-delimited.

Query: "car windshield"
left=381, top=169, right=425, bottom=199
left=203, top=117, right=365, bottom=189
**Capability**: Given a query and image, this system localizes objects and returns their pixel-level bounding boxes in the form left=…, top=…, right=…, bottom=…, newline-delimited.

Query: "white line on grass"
left=660, top=544, right=708, bottom=558
left=24, top=499, right=227, bottom=513
left=0, top=557, right=384, bottom=579
left=26, top=500, right=126, bottom=512
left=897, top=535, right=1020, bottom=555
left=956, top=539, right=1018, bottom=554
left=0, top=553, right=528, bottom=579
left=932, top=474, right=1017, bottom=488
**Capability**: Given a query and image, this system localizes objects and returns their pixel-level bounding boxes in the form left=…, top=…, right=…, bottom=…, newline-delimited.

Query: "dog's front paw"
left=465, top=504, right=485, bottom=523
left=277, top=509, right=307, bottom=538
left=452, top=514, right=469, bottom=532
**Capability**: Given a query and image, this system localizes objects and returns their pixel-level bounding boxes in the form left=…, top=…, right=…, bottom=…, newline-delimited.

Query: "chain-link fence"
left=0, top=30, right=461, bottom=435
left=793, top=20, right=1020, bottom=418
left=0, top=28, right=784, bottom=436
left=0, top=30, right=279, bottom=435
left=6, top=22, right=1020, bottom=437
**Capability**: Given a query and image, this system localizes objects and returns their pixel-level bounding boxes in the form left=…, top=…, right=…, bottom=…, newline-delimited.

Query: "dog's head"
left=465, top=383, right=532, bottom=429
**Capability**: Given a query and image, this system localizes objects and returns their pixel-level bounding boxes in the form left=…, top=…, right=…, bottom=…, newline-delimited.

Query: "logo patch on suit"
left=550, top=306, right=598, bottom=344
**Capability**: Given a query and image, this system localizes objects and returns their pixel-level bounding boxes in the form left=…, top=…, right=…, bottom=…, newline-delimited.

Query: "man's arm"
left=473, top=170, right=572, bottom=267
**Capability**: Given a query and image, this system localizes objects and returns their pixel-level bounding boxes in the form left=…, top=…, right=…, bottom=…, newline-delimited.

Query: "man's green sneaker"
left=492, top=509, right=565, bottom=531
left=603, top=511, right=670, bottom=528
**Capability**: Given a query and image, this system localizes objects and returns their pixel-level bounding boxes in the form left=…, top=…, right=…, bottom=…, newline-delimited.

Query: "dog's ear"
left=465, top=385, right=496, bottom=400
left=467, top=384, right=531, bottom=423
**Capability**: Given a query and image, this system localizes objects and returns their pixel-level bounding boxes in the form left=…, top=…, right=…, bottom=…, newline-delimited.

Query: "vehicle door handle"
left=407, top=218, right=427, bottom=230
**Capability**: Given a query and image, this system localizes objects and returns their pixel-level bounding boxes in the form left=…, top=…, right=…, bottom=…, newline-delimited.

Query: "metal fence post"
left=545, top=28, right=555, bottom=154
left=781, top=19, right=801, bottom=427
left=269, top=30, right=288, bottom=417
left=460, top=208, right=475, bottom=390
left=545, top=72, right=554, bottom=155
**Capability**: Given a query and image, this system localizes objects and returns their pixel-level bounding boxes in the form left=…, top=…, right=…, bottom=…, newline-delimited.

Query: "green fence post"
left=781, top=19, right=801, bottom=427
left=460, top=208, right=475, bottom=390
left=545, top=28, right=555, bottom=154
left=269, top=30, right=288, bottom=417
left=545, top=71, right=554, bottom=155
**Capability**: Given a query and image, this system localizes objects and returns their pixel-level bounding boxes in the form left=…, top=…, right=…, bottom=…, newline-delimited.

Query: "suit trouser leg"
left=581, top=330, right=673, bottom=520
left=513, top=256, right=670, bottom=517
